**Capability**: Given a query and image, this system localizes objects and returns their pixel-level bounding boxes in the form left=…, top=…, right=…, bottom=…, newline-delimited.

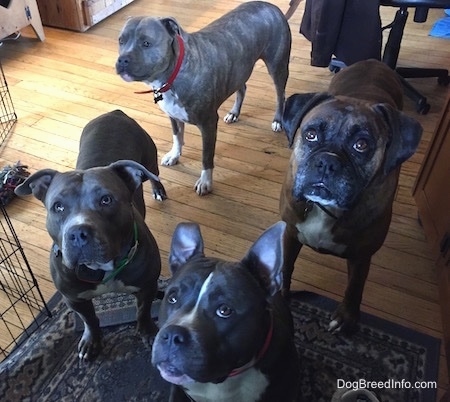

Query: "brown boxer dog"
left=280, top=59, right=423, bottom=333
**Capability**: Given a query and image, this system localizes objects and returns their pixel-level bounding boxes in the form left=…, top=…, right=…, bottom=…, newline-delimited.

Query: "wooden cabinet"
left=0, top=0, right=45, bottom=40
left=36, top=0, right=135, bottom=32
left=413, top=95, right=450, bottom=378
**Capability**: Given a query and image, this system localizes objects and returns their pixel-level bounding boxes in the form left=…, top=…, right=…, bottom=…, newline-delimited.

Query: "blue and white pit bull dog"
left=152, top=221, right=299, bottom=401
left=116, top=1, right=291, bottom=195
left=15, top=110, right=166, bottom=360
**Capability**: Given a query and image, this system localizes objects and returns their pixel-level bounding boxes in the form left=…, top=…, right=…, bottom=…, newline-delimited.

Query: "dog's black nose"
left=315, top=152, right=343, bottom=176
left=68, top=225, right=91, bottom=248
left=117, top=56, right=130, bottom=68
left=161, top=325, right=190, bottom=347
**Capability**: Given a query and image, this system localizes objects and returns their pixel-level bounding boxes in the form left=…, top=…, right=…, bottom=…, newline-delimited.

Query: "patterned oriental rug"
left=0, top=286, right=440, bottom=402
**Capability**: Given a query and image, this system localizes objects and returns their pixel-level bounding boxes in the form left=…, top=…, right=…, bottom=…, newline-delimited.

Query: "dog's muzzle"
left=293, top=151, right=360, bottom=209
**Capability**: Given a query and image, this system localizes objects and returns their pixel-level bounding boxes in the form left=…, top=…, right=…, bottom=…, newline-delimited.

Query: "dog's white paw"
left=161, top=151, right=180, bottom=166
left=152, top=182, right=167, bottom=202
left=272, top=120, right=282, bottom=132
left=328, top=319, right=342, bottom=333
left=194, top=169, right=213, bottom=196
left=223, top=113, right=239, bottom=124
left=78, top=328, right=102, bottom=361
left=153, top=192, right=165, bottom=202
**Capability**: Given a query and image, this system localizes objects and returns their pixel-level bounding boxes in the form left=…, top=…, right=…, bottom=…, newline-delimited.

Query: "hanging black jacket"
left=300, top=0, right=382, bottom=67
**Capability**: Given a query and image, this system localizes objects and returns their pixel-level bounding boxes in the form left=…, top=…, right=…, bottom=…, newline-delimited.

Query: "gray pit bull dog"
left=116, top=1, right=291, bottom=195
left=152, top=221, right=300, bottom=401
left=15, top=110, right=166, bottom=360
left=280, top=60, right=423, bottom=333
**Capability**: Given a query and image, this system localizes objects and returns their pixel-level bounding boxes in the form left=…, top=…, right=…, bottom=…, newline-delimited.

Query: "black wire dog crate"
left=0, top=61, right=17, bottom=145
left=0, top=61, right=51, bottom=362
left=0, top=205, right=52, bottom=362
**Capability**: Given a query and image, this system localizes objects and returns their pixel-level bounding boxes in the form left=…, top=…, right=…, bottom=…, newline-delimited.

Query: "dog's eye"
left=353, top=138, right=368, bottom=153
left=167, top=291, right=177, bottom=304
left=118, top=37, right=124, bottom=45
left=53, top=202, right=64, bottom=213
left=304, top=129, right=318, bottom=142
left=142, top=40, right=151, bottom=48
left=216, top=304, right=233, bottom=318
left=100, top=195, right=113, bottom=206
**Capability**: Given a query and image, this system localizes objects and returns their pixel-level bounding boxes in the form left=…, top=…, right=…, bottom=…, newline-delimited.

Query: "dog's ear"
left=241, top=221, right=286, bottom=297
left=14, top=169, right=59, bottom=202
left=109, top=159, right=160, bottom=193
left=169, top=222, right=205, bottom=274
left=283, top=93, right=332, bottom=147
left=160, top=17, right=181, bottom=36
left=373, top=104, right=423, bottom=175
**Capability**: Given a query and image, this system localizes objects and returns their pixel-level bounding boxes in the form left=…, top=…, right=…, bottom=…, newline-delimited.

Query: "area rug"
left=0, top=285, right=440, bottom=402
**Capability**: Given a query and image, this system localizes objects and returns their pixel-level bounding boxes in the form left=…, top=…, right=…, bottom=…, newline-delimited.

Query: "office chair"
left=380, top=0, right=450, bottom=114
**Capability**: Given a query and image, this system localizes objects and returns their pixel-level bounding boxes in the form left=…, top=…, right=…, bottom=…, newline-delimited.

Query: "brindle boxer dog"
left=280, top=59, right=423, bottom=333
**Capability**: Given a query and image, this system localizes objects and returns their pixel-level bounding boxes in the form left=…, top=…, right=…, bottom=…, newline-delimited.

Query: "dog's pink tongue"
left=157, top=363, right=194, bottom=386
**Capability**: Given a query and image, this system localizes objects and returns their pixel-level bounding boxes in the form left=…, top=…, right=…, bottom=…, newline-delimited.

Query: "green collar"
left=102, top=221, right=139, bottom=284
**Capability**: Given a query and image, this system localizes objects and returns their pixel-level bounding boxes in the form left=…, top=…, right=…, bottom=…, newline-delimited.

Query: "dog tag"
left=153, top=92, right=163, bottom=103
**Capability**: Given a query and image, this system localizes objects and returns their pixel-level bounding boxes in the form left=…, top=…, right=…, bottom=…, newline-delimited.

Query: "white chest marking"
left=146, top=81, right=189, bottom=122
left=296, top=206, right=347, bottom=254
left=78, top=280, right=139, bottom=300
left=185, top=367, right=269, bottom=402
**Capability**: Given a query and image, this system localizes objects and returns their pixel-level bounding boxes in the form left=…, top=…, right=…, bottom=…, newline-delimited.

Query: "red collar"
left=135, top=34, right=185, bottom=101
left=227, top=311, right=274, bottom=378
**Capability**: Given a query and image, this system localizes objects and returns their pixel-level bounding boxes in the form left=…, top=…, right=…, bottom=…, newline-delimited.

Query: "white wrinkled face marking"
left=61, top=213, right=89, bottom=267
left=177, top=272, right=214, bottom=327
left=62, top=213, right=88, bottom=236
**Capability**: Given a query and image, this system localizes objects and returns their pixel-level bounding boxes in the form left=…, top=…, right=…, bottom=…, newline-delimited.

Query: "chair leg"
left=380, top=7, right=450, bottom=115
left=397, top=74, right=430, bottom=115
left=382, top=8, right=408, bottom=69
left=397, top=67, right=450, bottom=84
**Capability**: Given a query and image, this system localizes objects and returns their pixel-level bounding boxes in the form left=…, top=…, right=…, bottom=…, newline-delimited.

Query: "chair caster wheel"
left=437, top=75, right=449, bottom=86
left=328, top=59, right=347, bottom=74
left=329, top=65, right=341, bottom=73
left=417, top=100, right=430, bottom=115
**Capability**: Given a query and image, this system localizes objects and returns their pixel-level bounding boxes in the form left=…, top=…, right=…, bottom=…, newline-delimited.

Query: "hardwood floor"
left=1, top=0, right=449, bottom=398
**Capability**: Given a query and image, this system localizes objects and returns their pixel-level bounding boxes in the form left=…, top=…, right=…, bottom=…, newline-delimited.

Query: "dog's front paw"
left=78, top=328, right=102, bottom=361
left=328, top=302, right=359, bottom=334
left=272, top=120, right=282, bottom=132
left=194, top=169, right=213, bottom=195
left=161, top=150, right=180, bottom=166
left=137, top=319, right=158, bottom=348
left=224, top=112, right=239, bottom=124
left=152, top=181, right=168, bottom=201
